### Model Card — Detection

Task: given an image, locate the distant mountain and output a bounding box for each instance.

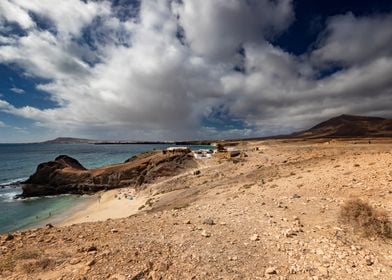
[41,115,392,144]
[41,137,212,145]
[42,137,96,144]
[292,114,392,138]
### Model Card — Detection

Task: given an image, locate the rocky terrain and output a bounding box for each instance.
[1,138,392,279]
[20,150,196,197]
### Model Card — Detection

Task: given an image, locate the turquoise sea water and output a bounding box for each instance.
[0,143,207,233]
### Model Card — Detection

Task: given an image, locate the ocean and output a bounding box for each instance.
[0,143,207,233]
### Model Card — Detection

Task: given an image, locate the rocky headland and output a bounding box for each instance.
[20,150,196,198]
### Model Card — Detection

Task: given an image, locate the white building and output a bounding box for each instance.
[193,149,214,159]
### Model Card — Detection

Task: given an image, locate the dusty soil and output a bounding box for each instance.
[1,138,392,279]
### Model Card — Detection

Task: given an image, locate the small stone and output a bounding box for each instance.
[203,218,215,225]
[201,230,211,237]
[250,234,259,241]
[282,229,298,238]
[87,245,97,252]
[365,255,374,266]
[291,194,301,199]
[265,267,277,275]
[5,234,14,241]
[87,259,96,266]
[184,219,191,224]
[70,258,80,265]
[111,229,118,233]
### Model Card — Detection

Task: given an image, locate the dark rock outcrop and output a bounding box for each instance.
[54,155,87,170]
[21,155,93,197]
[24,155,88,186]
[20,151,196,198]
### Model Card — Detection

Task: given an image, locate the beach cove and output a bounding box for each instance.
[59,189,147,226]
[0,143,210,233]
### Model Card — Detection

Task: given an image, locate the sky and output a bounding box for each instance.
[0,0,392,143]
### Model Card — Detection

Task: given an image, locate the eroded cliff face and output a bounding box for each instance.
[20,151,197,197]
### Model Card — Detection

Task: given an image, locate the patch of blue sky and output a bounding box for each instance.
[0,64,58,110]
[273,0,392,57]
[111,0,141,22]
[316,65,345,80]
[202,106,249,131]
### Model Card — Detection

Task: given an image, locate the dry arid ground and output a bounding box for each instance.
[1,138,392,279]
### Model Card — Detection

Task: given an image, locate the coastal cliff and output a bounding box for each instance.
[21,150,196,197]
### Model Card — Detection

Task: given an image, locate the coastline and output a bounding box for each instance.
[0,143,208,233]
[28,194,96,230]
[0,142,179,233]
[27,188,147,229]
[0,192,92,234]
[59,188,147,226]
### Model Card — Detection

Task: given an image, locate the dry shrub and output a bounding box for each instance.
[16,250,40,260]
[21,258,54,273]
[340,198,392,238]
[35,258,53,270]
[173,202,190,210]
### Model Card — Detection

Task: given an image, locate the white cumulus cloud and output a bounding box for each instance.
[0,0,391,141]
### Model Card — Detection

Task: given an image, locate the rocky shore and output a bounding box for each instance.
[19,150,197,198]
[2,138,392,279]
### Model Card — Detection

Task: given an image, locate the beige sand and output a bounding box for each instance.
[60,189,147,226]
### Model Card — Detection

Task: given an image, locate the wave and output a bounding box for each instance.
[0,191,22,202]
[1,192,75,203]
[12,193,79,201]
[0,178,26,202]
[0,177,28,188]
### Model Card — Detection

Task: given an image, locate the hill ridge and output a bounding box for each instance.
[294,114,392,138]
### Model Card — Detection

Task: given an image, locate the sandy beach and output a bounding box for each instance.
[60,189,148,226]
